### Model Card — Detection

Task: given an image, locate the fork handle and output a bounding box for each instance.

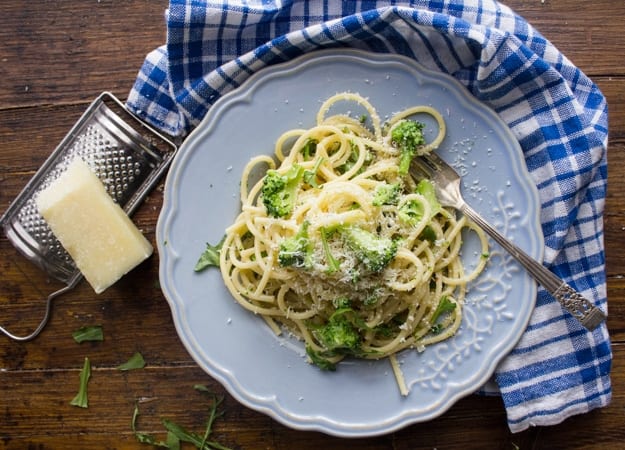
[459,203,606,331]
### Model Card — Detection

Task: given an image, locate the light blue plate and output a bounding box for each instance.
[157,49,542,437]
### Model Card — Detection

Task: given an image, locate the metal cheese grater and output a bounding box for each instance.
[0,92,178,341]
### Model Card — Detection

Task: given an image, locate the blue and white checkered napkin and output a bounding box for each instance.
[128,0,611,432]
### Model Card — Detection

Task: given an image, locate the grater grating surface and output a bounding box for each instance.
[0,92,178,340]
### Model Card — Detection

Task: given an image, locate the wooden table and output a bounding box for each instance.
[1,1,623,448]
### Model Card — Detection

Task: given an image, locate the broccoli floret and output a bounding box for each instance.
[391,119,425,175]
[398,179,442,226]
[261,164,305,218]
[398,198,426,226]
[278,220,312,268]
[340,226,398,272]
[372,182,401,206]
[316,309,361,352]
[306,308,363,371]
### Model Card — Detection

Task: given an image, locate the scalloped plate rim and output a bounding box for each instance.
[156,49,542,437]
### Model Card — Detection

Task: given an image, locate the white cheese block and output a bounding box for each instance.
[36,158,153,294]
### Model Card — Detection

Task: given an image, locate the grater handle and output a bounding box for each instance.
[0,277,80,341]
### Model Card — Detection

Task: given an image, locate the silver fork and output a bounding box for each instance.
[410,152,606,331]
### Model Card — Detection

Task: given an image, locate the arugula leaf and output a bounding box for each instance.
[303,157,325,188]
[161,420,202,446]
[133,387,231,450]
[416,179,442,218]
[193,384,210,392]
[166,433,181,450]
[301,138,318,159]
[195,386,229,450]
[70,357,91,408]
[320,227,340,274]
[117,352,146,371]
[132,404,172,448]
[72,325,103,343]
[194,236,225,272]
[429,323,445,334]
[429,296,457,334]
[305,345,337,371]
[418,225,437,243]
[162,418,234,449]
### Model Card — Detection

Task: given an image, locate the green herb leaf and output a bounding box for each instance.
[132,388,231,450]
[161,420,203,446]
[418,225,437,243]
[303,157,324,187]
[301,138,318,159]
[72,325,103,343]
[429,296,457,334]
[70,357,91,408]
[416,179,442,218]
[132,404,171,448]
[306,345,337,371]
[194,387,229,450]
[134,431,171,448]
[117,352,146,371]
[166,432,181,450]
[161,418,231,450]
[320,226,340,274]
[194,236,225,272]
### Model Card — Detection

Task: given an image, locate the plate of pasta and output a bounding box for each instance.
[157,49,542,437]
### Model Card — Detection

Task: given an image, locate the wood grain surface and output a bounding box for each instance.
[1,1,623,449]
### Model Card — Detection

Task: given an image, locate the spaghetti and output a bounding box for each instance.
[217,92,489,395]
